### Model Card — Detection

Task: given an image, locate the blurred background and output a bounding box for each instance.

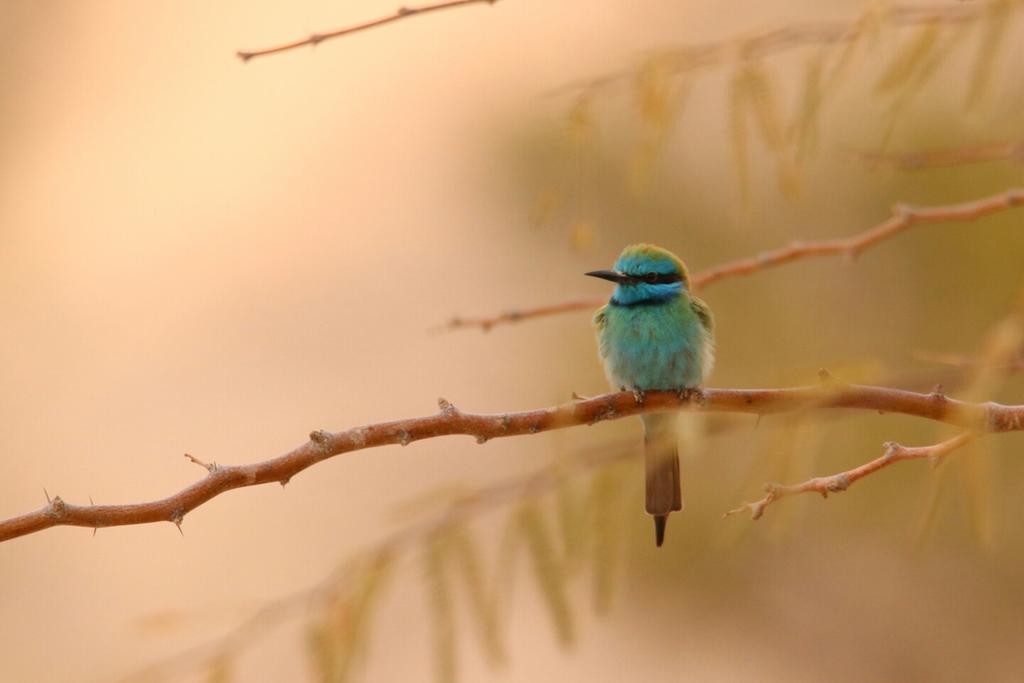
[2,1,1024,681]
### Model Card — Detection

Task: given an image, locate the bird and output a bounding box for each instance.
[586,243,715,547]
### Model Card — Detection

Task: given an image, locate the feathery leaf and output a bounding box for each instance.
[555,474,589,572]
[447,526,506,666]
[729,66,753,205]
[519,502,575,645]
[590,465,626,614]
[307,553,394,683]
[965,0,1015,107]
[789,51,825,160]
[874,22,941,93]
[424,536,457,683]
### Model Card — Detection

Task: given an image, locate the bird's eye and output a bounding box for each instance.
[644,272,658,283]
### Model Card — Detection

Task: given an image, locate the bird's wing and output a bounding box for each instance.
[593,304,608,330]
[689,296,714,335]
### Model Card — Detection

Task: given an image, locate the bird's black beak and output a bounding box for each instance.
[585,269,628,284]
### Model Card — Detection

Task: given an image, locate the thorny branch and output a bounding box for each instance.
[444,188,1024,332]
[236,0,499,62]
[117,443,632,682]
[118,361,1018,680]
[725,431,977,520]
[4,383,1024,544]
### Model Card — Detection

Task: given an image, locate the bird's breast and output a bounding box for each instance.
[598,301,711,390]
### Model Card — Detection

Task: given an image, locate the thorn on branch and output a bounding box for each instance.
[892,202,913,220]
[170,511,185,535]
[184,453,218,472]
[438,398,460,417]
[817,368,844,385]
[881,441,902,462]
[826,474,850,493]
[48,495,66,519]
[309,430,331,448]
[723,493,772,520]
[43,488,51,504]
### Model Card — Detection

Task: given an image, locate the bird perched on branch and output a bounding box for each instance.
[587,244,715,547]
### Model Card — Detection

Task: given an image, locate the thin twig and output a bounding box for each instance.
[236,0,499,62]
[862,141,1024,170]
[444,188,1024,331]
[724,431,976,520]
[4,385,1023,544]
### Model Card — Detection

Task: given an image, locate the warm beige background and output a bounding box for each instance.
[2,1,1024,681]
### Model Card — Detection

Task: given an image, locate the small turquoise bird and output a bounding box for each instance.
[587,244,715,547]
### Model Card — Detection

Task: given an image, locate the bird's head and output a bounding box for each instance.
[585,243,689,306]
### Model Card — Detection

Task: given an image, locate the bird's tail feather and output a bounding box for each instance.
[642,413,683,547]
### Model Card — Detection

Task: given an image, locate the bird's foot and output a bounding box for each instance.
[632,388,646,405]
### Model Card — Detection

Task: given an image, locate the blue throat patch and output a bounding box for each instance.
[610,282,682,307]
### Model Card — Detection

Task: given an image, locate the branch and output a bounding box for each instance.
[725,431,976,520]
[4,384,1023,544]
[863,141,1024,170]
[444,188,1024,331]
[441,299,600,332]
[117,440,633,682]
[546,2,987,97]
[236,0,499,62]
[914,350,1024,373]
[117,359,1018,679]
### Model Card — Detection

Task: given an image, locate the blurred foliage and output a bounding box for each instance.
[508,0,1023,244]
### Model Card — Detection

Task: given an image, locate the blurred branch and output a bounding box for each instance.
[236,0,499,62]
[444,188,1024,332]
[915,350,1024,372]
[442,299,599,333]
[547,2,988,97]
[725,431,976,520]
[3,383,1024,544]
[863,140,1024,170]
